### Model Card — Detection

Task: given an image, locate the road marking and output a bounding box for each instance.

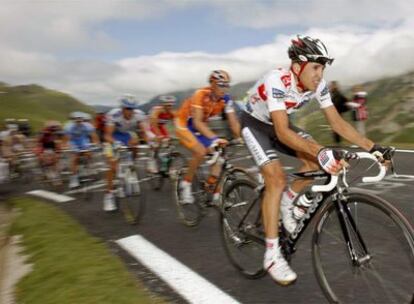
[27,190,74,203]
[117,235,241,304]
[396,149,414,153]
[64,182,106,195]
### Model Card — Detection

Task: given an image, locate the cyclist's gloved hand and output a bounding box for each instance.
[369,144,395,162]
[317,148,344,175]
[209,137,228,149]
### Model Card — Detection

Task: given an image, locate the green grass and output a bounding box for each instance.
[9,197,164,304]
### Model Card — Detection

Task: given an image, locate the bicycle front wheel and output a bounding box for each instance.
[221,179,266,279]
[172,167,202,227]
[313,190,414,304]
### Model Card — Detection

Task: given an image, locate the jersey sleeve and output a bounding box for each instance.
[265,73,288,113]
[105,109,118,126]
[315,79,334,109]
[190,89,205,110]
[85,122,95,133]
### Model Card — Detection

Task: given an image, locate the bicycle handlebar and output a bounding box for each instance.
[311,151,387,192]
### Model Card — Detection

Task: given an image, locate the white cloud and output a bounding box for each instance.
[0,1,413,106]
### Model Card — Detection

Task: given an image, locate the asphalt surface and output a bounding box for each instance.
[1,147,413,304]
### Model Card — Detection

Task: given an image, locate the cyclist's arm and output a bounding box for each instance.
[323,106,374,151]
[271,110,322,157]
[90,131,100,145]
[226,111,241,138]
[104,124,115,144]
[149,107,162,138]
[192,107,217,139]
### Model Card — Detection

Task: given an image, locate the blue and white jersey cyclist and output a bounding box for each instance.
[103,94,153,212]
[240,35,394,286]
[64,111,100,189]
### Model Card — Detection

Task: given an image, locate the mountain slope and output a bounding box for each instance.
[0,83,93,131]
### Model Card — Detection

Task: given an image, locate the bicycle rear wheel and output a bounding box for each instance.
[221,179,266,279]
[313,190,414,304]
[172,167,202,227]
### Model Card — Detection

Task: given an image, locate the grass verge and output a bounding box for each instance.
[8,196,164,304]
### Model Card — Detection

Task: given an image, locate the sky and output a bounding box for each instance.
[0,0,413,105]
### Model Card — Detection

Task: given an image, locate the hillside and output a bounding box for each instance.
[0,82,93,131]
[296,71,414,144]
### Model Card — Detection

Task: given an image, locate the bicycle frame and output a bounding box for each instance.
[236,169,373,264]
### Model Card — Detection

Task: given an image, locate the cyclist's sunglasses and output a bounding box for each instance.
[216,82,230,88]
[124,107,135,110]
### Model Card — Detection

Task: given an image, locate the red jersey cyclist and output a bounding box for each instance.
[241,35,394,285]
[147,95,177,173]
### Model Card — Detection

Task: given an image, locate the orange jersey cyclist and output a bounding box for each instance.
[175,70,241,204]
[241,35,393,285]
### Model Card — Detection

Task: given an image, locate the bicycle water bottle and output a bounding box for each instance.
[293,192,313,220]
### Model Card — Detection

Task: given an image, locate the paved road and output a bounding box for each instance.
[2,148,413,304]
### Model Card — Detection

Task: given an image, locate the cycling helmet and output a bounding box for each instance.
[119,94,137,109]
[209,70,231,87]
[288,35,334,65]
[159,95,177,105]
[82,113,92,121]
[70,111,85,120]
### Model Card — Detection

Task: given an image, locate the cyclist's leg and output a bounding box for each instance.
[241,113,297,284]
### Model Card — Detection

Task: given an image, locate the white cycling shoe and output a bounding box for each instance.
[180,180,194,204]
[280,202,298,234]
[69,175,80,189]
[103,192,117,212]
[147,159,158,174]
[264,252,297,286]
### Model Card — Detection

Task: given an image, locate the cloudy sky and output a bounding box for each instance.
[0,0,413,105]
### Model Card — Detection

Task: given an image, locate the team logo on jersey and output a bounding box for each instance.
[272,88,285,99]
[257,84,267,101]
[280,74,291,87]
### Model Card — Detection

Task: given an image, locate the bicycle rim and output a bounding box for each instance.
[173,168,202,227]
[221,179,266,279]
[312,191,414,304]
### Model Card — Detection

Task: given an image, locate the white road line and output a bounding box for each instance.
[396,149,414,153]
[64,182,106,195]
[27,190,74,203]
[117,235,241,304]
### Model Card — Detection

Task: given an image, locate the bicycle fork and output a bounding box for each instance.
[334,197,371,267]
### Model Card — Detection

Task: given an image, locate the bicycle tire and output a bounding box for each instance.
[218,167,256,208]
[312,190,414,304]
[221,179,266,279]
[172,167,202,227]
[119,166,146,225]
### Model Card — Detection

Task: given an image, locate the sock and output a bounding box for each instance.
[281,187,298,207]
[265,238,280,260]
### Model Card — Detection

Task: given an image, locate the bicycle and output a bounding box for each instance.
[113,145,146,225]
[146,138,187,191]
[173,141,256,227]
[221,151,414,304]
[68,146,101,200]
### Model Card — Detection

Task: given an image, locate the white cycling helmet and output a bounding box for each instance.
[119,93,137,109]
[70,111,85,120]
[159,95,177,105]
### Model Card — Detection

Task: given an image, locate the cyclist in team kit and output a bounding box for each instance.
[63,111,100,189]
[147,95,177,173]
[174,70,241,204]
[103,95,153,211]
[241,35,394,285]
